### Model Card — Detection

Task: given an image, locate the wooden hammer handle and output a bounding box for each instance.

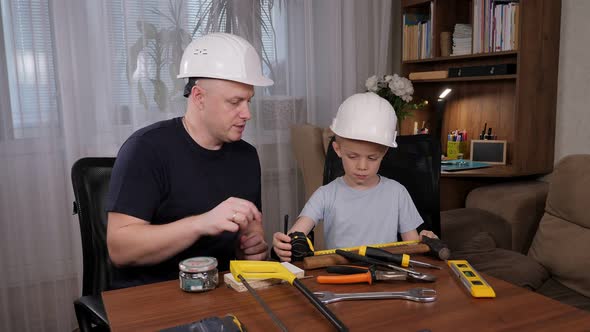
[303,243,430,270]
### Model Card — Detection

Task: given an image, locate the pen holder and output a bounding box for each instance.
[447,141,468,160]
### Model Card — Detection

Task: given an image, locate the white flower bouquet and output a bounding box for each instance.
[365,74,426,121]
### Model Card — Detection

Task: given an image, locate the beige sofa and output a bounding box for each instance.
[448,155,590,311]
[290,124,590,311]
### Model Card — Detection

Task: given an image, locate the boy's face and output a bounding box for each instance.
[332,137,388,189]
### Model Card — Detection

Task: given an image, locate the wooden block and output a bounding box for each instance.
[224,262,305,292]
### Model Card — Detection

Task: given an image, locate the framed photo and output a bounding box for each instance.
[470,140,507,165]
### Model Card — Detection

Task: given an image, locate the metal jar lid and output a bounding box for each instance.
[179,257,218,273]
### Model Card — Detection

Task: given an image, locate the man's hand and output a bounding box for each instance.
[201,197,262,236]
[272,232,292,262]
[239,231,268,260]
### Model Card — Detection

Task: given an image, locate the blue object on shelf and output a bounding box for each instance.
[441,160,491,172]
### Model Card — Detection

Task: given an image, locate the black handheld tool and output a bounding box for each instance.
[360,246,441,269]
[289,231,314,261]
[335,250,436,282]
[159,314,246,332]
[421,237,451,261]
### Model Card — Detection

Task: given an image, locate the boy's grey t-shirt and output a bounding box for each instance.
[299,176,423,249]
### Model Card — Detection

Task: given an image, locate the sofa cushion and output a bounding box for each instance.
[544,154,590,229]
[528,213,590,298]
[451,232,550,290]
[466,181,548,253]
[291,124,326,200]
[528,154,590,298]
[441,208,512,251]
[321,127,334,154]
[536,278,590,312]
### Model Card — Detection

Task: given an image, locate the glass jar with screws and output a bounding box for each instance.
[179,257,219,292]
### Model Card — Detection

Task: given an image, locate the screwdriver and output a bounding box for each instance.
[359,246,442,269]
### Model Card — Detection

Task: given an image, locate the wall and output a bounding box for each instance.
[554,0,590,162]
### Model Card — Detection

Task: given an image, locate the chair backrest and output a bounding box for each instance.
[71,157,115,296]
[323,134,441,235]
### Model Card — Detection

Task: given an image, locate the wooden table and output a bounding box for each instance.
[103,258,590,331]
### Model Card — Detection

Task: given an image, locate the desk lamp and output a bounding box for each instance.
[434,88,452,142]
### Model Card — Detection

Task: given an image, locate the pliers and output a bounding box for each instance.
[335,249,437,282]
[316,265,434,285]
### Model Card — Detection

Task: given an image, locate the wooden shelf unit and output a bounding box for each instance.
[400,0,561,180]
[400,0,561,210]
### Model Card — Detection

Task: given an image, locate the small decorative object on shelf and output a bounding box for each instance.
[365,74,427,123]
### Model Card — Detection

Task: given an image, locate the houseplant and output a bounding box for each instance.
[365,74,426,125]
[127,0,191,112]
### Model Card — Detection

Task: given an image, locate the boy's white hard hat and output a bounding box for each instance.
[177,32,274,86]
[330,92,398,148]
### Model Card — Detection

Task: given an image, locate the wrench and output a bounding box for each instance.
[313,287,437,304]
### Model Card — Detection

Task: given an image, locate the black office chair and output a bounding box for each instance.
[323,134,441,235]
[72,157,116,332]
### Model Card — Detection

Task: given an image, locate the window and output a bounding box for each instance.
[1,0,59,139]
[106,0,278,118]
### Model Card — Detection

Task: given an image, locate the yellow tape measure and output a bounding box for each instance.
[313,240,420,256]
[448,260,496,298]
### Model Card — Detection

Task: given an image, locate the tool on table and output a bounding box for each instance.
[448,260,496,298]
[421,236,451,261]
[335,250,437,282]
[317,265,432,284]
[313,288,437,305]
[359,246,442,270]
[288,231,421,262]
[313,239,420,256]
[304,242,428,270]
[237,274,287,331]
[224,262,305,292]
[159,314,245,332]
[303,238,451,270]
[230,261,349,332]
[289,231,315,260]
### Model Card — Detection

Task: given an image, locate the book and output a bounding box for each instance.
[409,70,448,80]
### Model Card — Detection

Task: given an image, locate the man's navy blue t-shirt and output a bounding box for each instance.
[106,117,261,289]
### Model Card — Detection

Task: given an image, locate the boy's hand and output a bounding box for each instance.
[419,230,439,239]
[272,232,292,262]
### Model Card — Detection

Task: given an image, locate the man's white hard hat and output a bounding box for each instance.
[178,32,274,86]
[330,92,398,148]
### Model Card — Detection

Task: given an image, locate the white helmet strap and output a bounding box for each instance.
[183,78,199,98]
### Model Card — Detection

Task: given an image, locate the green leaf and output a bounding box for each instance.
[138,81,148,110]
[137,21,158,39]
[127,37,145,83]
[170,62,184,93]
[151,79,169,112]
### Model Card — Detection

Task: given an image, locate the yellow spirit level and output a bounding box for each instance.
[448,260,496,298]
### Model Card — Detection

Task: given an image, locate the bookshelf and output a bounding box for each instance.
[400,0,562,209]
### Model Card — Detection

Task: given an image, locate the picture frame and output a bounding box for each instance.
[470,140,507,165]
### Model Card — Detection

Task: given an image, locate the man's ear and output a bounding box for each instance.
[332,140,342,158]
[190,84,206,108]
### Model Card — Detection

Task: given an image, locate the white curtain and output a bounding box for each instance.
[0,0,398,330]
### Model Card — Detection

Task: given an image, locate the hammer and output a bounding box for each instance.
[303,237,450,270]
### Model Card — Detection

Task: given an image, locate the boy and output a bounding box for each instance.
[273,92,437,262]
